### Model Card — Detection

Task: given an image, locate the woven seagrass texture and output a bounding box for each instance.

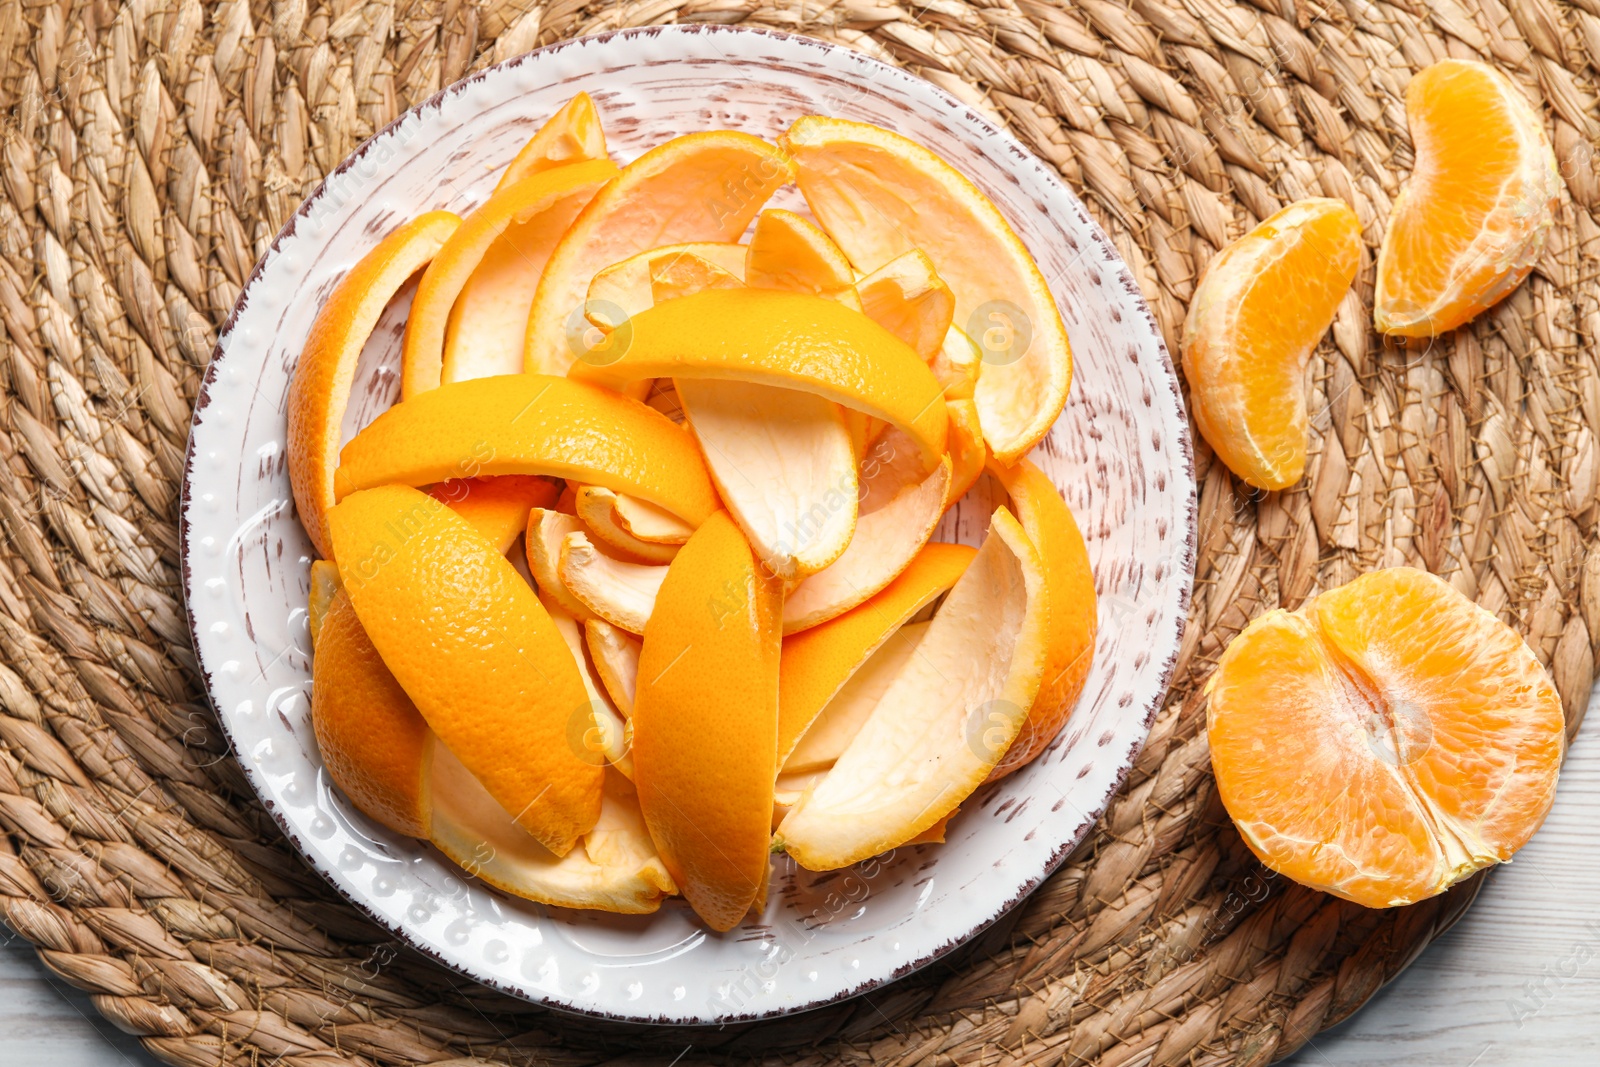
[1,0,1597,1064]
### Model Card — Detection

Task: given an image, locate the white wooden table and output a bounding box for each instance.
[4,711,1596,1066]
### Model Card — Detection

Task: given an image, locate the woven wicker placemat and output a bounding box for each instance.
[1,1,1597,1064]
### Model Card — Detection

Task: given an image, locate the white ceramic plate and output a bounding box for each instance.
[182,25,1195,1024]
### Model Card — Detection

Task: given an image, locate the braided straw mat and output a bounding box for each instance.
[1,0,1598,1064]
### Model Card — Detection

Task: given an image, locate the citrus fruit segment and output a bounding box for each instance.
[525,131,794,376]
[401,160,619,396]
[783,457,951,634]
[1208,567,1564,908]
[327,485,603,856]
[782,116,1071,463]
[307,559,341,648]
[744,208,860,307]
[571,288,949,471]
[559,532,667,635]
[584,619,641,717]
[1183,199,1361,491]
[525,508,595,620]
[857,250,955,362]
[612,492,694,545]
[779,541,975,768]
[574,486,679,564]
[429,749,674,914]
[496,91,609,192]
[632,511,783,930]
[312,587,435,838]
[775,507,1049,869]
[1374,59,1560,338]
[334,374,718,528]
[677,378,858,581]
[427,475,558,556]
[586,242,747,327]
[541,590,632,778]
[987,458,1097,779]
[287,210,461,560]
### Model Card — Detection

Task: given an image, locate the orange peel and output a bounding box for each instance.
[632,511,782,930]
[403,160,618,396]
[782,116,1071,463]
[287,210,460,560]
[570,288,948,472]
[334,374,719,528]
[526,131,793,376]
[327,484,603,856]
[775,507,1049,869]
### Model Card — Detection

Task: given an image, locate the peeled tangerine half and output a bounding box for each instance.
[525,131,793,376]
[1375,59,1560,338]
[632,512,783,930]
[1208,567,1564,909]
[782,116,1071,463]
[776,508,1049,870]
[1182,199,1361,491]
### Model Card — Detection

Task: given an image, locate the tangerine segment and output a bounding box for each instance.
[1374,60,1560,338]
[781,116,1071,464]
[327,485,603,857]
[1208,567,1564,908]
[403,160,619,396]
[775,508,1049,870]
[334,374,718,528]
[312,588,434,838]
[778,543,976,769]
[526,131,794,376]
[1182,199,1361,491]
[496,92,609,192]
[570,288,949,472]
[426,475,558,555]
[287,210,460,560]
[988,458,1097,779]
[632,511,783,930]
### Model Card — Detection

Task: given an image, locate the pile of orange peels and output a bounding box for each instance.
[288,95,1097,930]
